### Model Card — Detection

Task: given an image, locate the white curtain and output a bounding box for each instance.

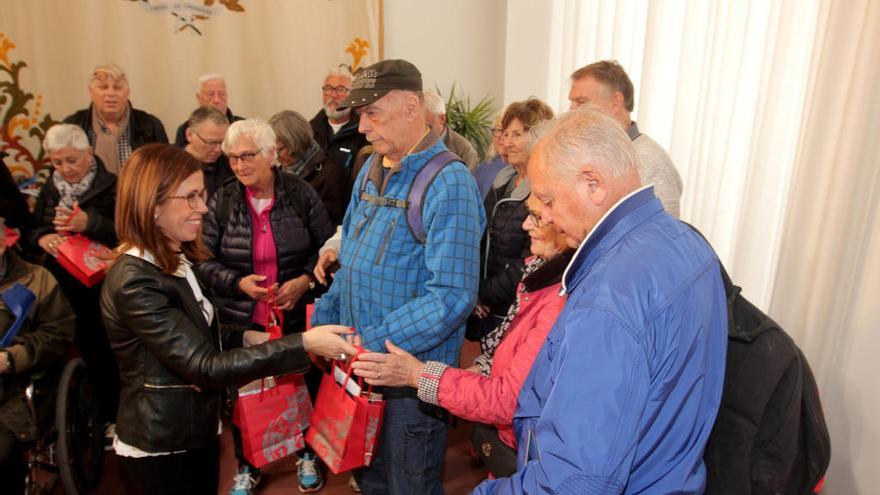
[507,0,880,491]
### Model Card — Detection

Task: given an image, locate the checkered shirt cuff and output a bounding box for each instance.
[417,361,449,406]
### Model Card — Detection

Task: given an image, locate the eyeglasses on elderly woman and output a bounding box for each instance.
[226,149,267,164]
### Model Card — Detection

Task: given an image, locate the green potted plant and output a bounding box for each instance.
[440,84,496,162]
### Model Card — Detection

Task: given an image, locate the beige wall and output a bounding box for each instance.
[384,0,507,108]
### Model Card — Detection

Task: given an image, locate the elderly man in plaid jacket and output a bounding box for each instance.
[311,59,484,495]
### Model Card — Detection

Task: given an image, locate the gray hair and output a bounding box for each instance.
[422,89,446,117]
[43,124,91,152]
[187,106,229,131]
[532,106,639,180]
[91,63,127,84]
[222,118,277,159]
[197,73,225,91]
[269,110,313,158]
[325,66,353,84]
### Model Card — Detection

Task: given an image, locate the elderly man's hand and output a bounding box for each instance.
[314,249,339,286]
[351,340,423,388]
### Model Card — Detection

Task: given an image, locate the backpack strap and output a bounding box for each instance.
[357,150,460,243]
[406,150,459,243]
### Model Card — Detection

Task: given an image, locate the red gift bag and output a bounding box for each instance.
[233,374,312,468]
[55,234,111,287]
[306,357,385,474]
[3,227,20,247]
[232,294,311,468]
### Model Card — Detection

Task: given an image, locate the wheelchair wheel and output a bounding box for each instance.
[55,357,104,494]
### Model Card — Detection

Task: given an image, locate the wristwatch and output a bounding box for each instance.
[306,276,316,291]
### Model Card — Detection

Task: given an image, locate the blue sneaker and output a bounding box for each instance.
[229,465,260,495]
[296,453,325,493]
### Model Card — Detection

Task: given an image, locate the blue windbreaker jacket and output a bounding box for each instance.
[474,186,727,494]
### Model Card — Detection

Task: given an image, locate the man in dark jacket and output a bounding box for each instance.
[0,224,76,494]
[181,106,234,199]
[309,68,369,175]
[173,73,243,146]
[63,63,167,174]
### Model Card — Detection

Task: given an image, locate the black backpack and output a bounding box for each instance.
[703,259,831,494]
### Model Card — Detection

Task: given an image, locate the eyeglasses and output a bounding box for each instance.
[227,149,264,164]
[491,128,504,138]
[526,207,544,228]
[322,85,350,95]
[167,189,208,209]
[192,129,223,148]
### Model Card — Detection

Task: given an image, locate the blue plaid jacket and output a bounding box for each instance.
[312,140,485,365]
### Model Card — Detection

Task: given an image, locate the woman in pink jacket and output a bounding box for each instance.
[352,194,572,477]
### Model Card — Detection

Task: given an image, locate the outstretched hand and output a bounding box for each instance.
[351,340,423,388]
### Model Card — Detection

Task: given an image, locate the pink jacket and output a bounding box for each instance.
[438,258,566,448]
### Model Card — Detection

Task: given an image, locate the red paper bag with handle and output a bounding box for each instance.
[55,234,111,287]
[233,291,311,468]
[306,353,385,474]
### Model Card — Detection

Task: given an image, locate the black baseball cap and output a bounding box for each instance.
[338,59,423,110]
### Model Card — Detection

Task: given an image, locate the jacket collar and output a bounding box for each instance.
[561,185,662,294]
[627,121,641,141]
[521,249,575,293]
[366,131,444,194]
[491,166,530,201]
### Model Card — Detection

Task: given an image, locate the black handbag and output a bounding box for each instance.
[471,423,517,478]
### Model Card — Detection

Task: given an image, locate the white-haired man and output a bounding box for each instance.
[309,67,369,175]
[64,63,168,174]
[473,108,727,494]
[423,89,480,171]
[311,59,484,495]
[173,73,243,146]
[569,60,683,217]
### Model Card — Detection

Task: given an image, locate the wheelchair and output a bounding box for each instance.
[22,357,104,494]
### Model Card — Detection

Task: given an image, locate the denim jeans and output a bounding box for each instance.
[355,393,448,495]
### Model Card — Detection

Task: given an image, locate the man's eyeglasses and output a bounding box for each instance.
[227,149,264,164]
[526,207,544,228]
[167,189,208,209]
[192,129,223,148]
[322,85,350,95]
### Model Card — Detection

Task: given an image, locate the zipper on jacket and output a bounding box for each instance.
[347,204,380,327]
[374,218,396,264]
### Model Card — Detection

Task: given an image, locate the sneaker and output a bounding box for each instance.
[103,423,116,451]
[296,453,325,493]
[348,475,362,493]
[229,465,260,495]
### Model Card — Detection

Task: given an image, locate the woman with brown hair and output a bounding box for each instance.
[469,98,554,340]
[100,143,355,495]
